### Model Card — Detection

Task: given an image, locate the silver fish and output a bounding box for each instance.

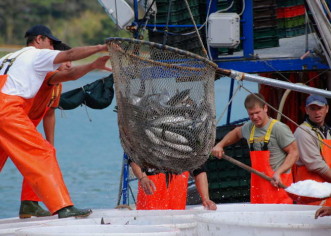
[150,127,189,144]
[162,140,193,153]
[145,129,163,145]
[151,115,189,126]
[166,89,191,106]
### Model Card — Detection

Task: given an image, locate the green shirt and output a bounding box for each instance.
[241,118,295,171]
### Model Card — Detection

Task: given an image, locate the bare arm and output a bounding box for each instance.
[54,44,109,64]
[317,168,331,182]
[43,108,56,145]
[130,162,156,195]
[272,141,299,187]
[194,172,217,210]
[211,126,243,159]
[49,56,111,84]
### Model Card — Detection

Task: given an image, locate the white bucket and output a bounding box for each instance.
[15,225,180,236]
[196,210,331,236]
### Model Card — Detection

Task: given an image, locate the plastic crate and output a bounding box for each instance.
[156,0,199,13]
[254,5,277,19]
[254,17,278,29]
[254,27,278,39]
[156,0,199,6]
[278,14,305,29]
[277,4,305,18]
[276,0,305,7]
[206,125,251,204]
[253,0,277,8]
[155,6,200,24]
[254,36,279,49]
[278,25,306,38]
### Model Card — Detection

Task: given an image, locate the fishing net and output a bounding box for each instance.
[106,37,218,174]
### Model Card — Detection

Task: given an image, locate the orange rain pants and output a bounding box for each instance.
[21,71,62,201]
[136,172,189,210]
[292,139,331,206]
[20,118,47,202]
[0,74,73,214]
[250,150,293,204]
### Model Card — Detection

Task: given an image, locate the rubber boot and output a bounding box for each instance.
[57,206,92,218]
[19,201,51,219]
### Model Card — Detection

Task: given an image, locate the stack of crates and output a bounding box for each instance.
[206,125,251,204]
[253,0,280,49]
[276,0,306,38]
[149,0,205,55]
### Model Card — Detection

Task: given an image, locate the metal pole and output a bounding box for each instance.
[122,153,129,205]
[242,0,254,58]
[228,69,331,98]
[226,78,235,124]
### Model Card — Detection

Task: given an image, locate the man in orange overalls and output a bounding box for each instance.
[0,24,111,218]
[18,42,111,218]
[130,161,217,210]
[212,93,298,204]
[293,94,331,206]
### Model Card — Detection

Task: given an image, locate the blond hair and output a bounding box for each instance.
[244,93,266,109]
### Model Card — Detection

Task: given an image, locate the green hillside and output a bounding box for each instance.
[0,0,131,47]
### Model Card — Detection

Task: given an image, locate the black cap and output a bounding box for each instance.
[25,24,61,44]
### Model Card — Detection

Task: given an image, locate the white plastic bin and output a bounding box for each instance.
[15,225,180,236]
[196,210,331,236]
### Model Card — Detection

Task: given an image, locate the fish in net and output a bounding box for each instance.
[106,37,218,174]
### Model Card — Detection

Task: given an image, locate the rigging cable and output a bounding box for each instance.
[215,80,242,125]
[162,0,173,46]
[184,0,208,58]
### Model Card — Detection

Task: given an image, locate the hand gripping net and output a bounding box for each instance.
[106,38,218,174]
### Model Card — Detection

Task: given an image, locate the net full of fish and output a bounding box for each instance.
[106,38,218,174]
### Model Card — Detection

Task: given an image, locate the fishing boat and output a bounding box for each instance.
[2,0,331,235]
[105,0,331,205]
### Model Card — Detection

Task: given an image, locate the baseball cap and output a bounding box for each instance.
[306,94,328,107]
[25,24,61,44]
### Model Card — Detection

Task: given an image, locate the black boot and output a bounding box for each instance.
[57,206,92,218]
[19,201,51,219]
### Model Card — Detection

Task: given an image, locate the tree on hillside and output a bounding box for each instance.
[0,0,131,46]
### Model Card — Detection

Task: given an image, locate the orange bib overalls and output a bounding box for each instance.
[0,55,73,213]
[292,122,331,206]
[136,172,189,210]
[249,119,293,204]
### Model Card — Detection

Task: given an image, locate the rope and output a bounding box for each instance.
[183,0,208,58]
[216,80,243,125]
[162,0,173,46]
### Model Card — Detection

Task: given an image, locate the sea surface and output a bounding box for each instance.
[0,71,257,219]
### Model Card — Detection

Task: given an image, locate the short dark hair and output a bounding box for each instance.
[244,93,266,109]
[26,35,47,46]
[54,42,71,51]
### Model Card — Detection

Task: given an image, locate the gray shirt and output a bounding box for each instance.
[294,121,331,174]
[241,119,295,171]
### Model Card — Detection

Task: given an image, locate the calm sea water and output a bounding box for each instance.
[0,71,257,219]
